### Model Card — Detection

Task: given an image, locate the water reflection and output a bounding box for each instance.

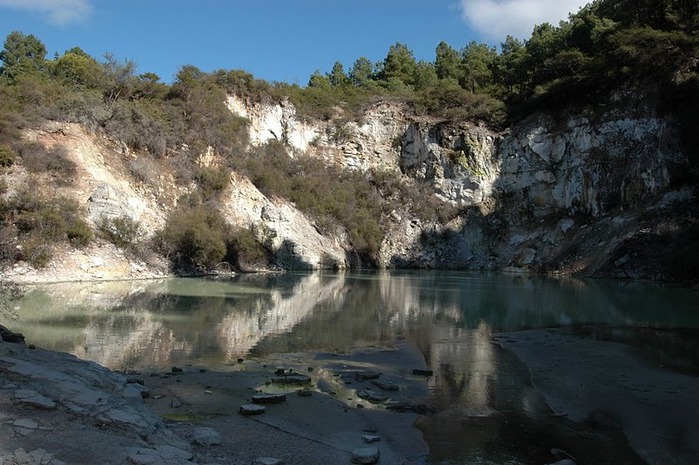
[12,271,698,464]
[13,271,699,370]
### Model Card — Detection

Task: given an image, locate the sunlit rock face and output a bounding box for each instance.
[226,95,408,172]
[11,92,689,279]
[400,121,500,206]
[221,172,349,270]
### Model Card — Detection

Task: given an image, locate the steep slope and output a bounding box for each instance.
[3,90,696,283]
[227,92,695,281]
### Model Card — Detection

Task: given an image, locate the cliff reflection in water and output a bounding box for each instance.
[13,271,699,372]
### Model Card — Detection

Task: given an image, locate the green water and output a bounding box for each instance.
[11,271,698,370]
[9,271,699,464]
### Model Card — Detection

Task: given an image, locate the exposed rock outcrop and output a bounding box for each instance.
[4,93,695,281]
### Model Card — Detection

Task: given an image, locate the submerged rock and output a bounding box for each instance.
[13,389,57,410]
[253,458,284,465]
[271,374,312,385]
[351,447,381,464]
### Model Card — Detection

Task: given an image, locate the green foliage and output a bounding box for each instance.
[0,31,48,82]
[232,142,391,259]
[4,191,92,267]
[460,41,497,93]
[349,57,375,87]
[53,50,102,89]
[435,41,462,81]
[156,204,230,270]
[66,219,93,247]
[328,61,349,87]
[228,227,268,270]
[195,166,230,197]
[98,215,141,248]
[0,145,16,167]
[379,43,418,88]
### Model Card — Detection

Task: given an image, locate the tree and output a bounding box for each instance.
[132,72,168,100]
[435,41,462,81]
[328,61,349,86]
[349,57,374,86]
[412,60,438,91]
[460,41,497,93]
[53,49,102,88]
[0,31,48,82]
[379,43,417,87]
[494,35,527,97]
[102,53,136,102]
[525,22,566,85]
[308,70,331,89]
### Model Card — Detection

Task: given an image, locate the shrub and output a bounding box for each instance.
[156,205,229,270]
[66,219,93,247]
[21,236,52,268]
[6,191,91,267]
[227,227,268,269]
[98,215,141,248]
[194,166,230,198]
[0,145,15,167]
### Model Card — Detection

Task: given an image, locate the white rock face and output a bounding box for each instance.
[222,173,348,270]
[226,95,318,152]
[227,95,407,172]
[399,121,500,206]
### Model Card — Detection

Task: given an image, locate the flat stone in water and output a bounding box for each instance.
[13,418,39,429]
[357,389,388,403]
[351,447,381,464]
[240,404,266,416]
[354,371,381,380]
[362,434,381,443]
[252,393,287,404]
[412,368,433,376]
[127,445,193,465]
[271,374,312,385]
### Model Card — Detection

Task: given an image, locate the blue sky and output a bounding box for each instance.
[0,0,589,84]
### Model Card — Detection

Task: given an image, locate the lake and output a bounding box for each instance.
[10,271,699,464]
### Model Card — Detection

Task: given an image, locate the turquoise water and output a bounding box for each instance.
[12,271,698,370]
[10,271,699,464]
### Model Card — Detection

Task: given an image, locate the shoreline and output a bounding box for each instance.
[3,326,698,464]
[0,338,431,465]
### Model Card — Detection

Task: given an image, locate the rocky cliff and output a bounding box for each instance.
[4,92,696,283]
[224,93,694,281]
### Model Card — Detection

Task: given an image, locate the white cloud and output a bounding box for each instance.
[0,0,93,25]
[459,0,590,42]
